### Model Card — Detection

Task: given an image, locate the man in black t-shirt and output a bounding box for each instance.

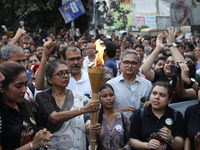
[142,29,198,102]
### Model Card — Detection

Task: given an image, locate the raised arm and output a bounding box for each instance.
[141,34,164,81]
[120,38,126,52]
[176,63,197,99]
[35,41,55,90]
[165,28,184,63]
[9,28,26,47]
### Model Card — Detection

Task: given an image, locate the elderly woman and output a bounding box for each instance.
[129,81,184,150]
[0,61,53,150]
[36,60,100,150]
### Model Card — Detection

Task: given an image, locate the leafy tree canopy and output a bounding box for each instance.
[138,25,150,32]
[0,0,90,33]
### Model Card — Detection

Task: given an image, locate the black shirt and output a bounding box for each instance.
[0,101,36,150]
[153,71,192,103]
[129,105,184,150]
[185,102,200,150]
[153,71,171,83]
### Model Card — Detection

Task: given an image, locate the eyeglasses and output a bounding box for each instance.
[53,71,71,78]
[122,60,138,66]
[86,48,95,50]
[16,59,26,64]
[66,57,82,62]
[28,59,38,63]
[36,49,44,52]
[136,50,143,53]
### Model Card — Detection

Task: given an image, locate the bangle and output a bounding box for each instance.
[78,108,81,114]
[29,142,34,150]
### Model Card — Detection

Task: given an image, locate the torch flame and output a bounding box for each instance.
[93,39,106,69]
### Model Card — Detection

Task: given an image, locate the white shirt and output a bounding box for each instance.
[82,56,94,72]
[67,70,92,101]
[107,74,152,117]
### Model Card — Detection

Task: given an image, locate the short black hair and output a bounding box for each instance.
[185,42,194,51]
[104,41,116,58]
[62,44,82,60]
[152,81,173,100]
[154,57,166,65]
[134,44,144,51]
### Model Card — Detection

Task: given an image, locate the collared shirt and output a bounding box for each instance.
[107,74,152,117]
[82,56,94,72]
[185,102,200,150]
[67,70,92,100]
[130,105,184,150]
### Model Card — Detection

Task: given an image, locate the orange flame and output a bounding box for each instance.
[93,39,106,68]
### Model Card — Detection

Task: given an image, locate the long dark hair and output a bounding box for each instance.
[0,61,27,99]
[98,83,114,125]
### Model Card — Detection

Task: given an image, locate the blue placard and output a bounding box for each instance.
[59,0,85,24]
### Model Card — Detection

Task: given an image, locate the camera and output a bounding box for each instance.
[171,61,196,78]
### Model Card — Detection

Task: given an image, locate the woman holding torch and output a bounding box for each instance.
[36,60,101,150]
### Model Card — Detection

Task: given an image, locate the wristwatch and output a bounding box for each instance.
[167,135,174,144]
[169,42,177,48]
[188,78,196,87]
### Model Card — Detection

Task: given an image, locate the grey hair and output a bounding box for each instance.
[0,44,24,61]
[45,60,69,86]
[120,49,140,62]
[103,67,114,80]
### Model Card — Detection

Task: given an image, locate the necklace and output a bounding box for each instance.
[52,89,67,97]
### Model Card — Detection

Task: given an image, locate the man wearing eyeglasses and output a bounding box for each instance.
[82,43,96,72]
[0,43,37,107]
[142,29,198,103]
[35,43,44,61]
[107,49,152,118]
[63,45,92,100]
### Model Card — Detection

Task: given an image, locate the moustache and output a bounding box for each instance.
[72,64,81,69]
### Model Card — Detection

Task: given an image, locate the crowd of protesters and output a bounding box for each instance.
[0,26,200,150]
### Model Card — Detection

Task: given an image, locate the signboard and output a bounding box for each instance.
[59,0,85,24]
[132,16,156,31]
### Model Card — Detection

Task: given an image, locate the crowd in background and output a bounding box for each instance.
[0,26,200,150]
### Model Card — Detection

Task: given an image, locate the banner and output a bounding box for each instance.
[59,0,85,24]
[132,16,156,31]
[169,100,199,116]
[170,0,200,26]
